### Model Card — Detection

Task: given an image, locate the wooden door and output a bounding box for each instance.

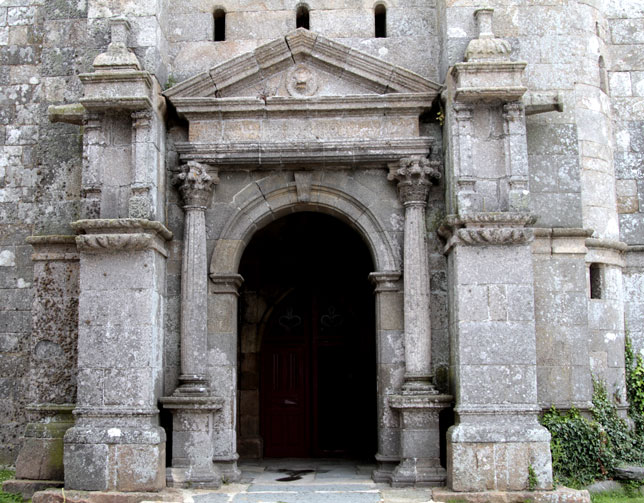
[260,288,375,458]
[261,295,310,458]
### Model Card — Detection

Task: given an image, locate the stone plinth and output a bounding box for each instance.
[389,393,452,487]
[3,405,74,498]
[160,396,224,488]
[433,487,591,503]
[64,219,171,492]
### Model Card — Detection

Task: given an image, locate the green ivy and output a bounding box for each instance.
[626,337,644,435]
[541,338,644,487]
[592,377,644,466]
[541,406,613,487]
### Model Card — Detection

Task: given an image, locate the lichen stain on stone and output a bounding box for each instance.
[0,250,16,267]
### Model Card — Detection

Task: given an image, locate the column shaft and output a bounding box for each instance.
[180,206,208,382]
[173,161,217,394]
[403,201,432,382]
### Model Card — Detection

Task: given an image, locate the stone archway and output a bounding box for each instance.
[236,212,378,459]
[206,175,404,478]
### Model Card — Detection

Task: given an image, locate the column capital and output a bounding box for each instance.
[388,156,441,205]
[173,161,218,209]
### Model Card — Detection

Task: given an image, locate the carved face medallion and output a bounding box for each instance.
[286,64,318,97]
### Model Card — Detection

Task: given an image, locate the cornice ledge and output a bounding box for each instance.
[368,271,402,292]
[72,219,172,256]
[26,235,79,261]
[585,237,628,253]
[176,138,434,167]
[72,218,173,240]
[439,212,537,252]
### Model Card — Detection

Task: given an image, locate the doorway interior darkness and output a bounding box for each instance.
[237,212,377,459]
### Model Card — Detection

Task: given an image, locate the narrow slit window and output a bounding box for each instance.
[599,55,608,94]
[296,5,310,30]
[590,263,603,299]
[214,9,226,41]
[375,4,386,38]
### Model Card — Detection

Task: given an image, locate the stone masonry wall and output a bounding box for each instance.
[165,0,440,83]
[606,2,644,358]
[0,0,89,465]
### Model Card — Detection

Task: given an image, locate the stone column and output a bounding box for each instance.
[388,156,441,393]
[174,161,217,395]
[386,157,452,487]
[161,161,223,488]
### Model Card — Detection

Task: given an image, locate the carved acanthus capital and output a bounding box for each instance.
[388,156,441,205]
[173,161,218,209]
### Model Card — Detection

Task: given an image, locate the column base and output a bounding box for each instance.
[371,454,399,483]
[175,374,210,396]
[213,454,242,483]
[391,458,447,487]
[64,423,166,492]
[389,393,452,487]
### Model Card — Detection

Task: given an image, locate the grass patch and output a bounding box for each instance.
[0,469,22,503]
[591,488,644,503]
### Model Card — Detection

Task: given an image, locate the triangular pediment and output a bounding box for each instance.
[164,28,441,100]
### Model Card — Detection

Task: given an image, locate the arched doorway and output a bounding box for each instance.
[237,212,377,459]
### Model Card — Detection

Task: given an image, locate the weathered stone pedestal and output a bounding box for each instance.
[389,394,452,487]
[3,405,74,498]
[64,219,171,492]
[160,396,223,488]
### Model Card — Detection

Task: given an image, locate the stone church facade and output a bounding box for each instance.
[1,0,644,498]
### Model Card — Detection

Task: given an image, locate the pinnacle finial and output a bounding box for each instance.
[464,7,512,62]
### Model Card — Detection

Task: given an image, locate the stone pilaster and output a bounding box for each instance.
[369,271,404,483]
[64,219,171,492]
[2,237,79,498]
[387,157,452,486]
[441,8,553,492]
[161,161,222,488]
[207,273,244,483]
[440,214,553,492]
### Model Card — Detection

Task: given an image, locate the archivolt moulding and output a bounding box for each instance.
[208,178,401,276]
